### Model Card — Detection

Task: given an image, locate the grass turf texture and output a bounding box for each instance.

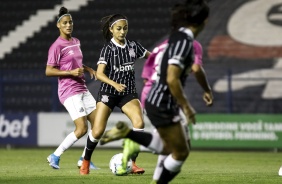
[0,148,282,184]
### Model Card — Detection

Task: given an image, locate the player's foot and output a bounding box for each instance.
[131,161,145,174]
[279,165,282,176]
[77,157,100,170]
[47,154,60,169]
[79,159,90,175]
[100,121,131,145]
[116,165,128,176]
[122,139,140,170]
[150,180,158,184]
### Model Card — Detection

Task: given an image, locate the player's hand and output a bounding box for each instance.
[203,91,213,106]
[182,103,196,125]
[70,68,84,77]
[114,83,127,93]
[88,68,97,80]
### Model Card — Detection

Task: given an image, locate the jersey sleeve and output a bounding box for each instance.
[97,46,111,65]
[135,41,147,58]
[47,44,60,67]
[167,34,193,70]
[193,40,203,66]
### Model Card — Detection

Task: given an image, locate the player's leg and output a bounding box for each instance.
[156,122,189,183]
[121,98,145,174]
[47,93,89,169]
[80,102,111,175]
[77,91,100,170]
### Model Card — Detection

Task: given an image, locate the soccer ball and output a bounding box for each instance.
[109,153,132,175]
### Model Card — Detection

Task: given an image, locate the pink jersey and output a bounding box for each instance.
[47,36,87,104]
[140,40,203,107]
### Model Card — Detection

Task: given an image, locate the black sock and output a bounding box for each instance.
[130,152,138,162]
[157,166,180,184]
[126,130,152,147]
[84,136,98,160]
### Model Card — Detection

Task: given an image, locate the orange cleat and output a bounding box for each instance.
[79,159,90,175]
[131,161,145,174]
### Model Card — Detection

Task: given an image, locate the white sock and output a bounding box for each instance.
[153,155,167,180]
[147,131,163,154]
[132,127,144,132]
[139,145,151,152]
[54,132,78,157]
[81,147,86,157]
[88,130,99,143]
[164,154,184,172]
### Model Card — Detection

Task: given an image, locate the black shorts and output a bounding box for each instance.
[97,92,139,111]
[145,100,181,128]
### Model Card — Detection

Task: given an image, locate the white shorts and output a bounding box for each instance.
[63,91,96,121]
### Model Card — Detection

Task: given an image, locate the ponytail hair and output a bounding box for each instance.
[100,14,128,42]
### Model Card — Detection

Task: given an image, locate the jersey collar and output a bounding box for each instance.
[178,27,194,39]
[111,38,127,48]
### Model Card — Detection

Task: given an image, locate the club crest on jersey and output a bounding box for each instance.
[101,95,109,103]
[128,48,136,58]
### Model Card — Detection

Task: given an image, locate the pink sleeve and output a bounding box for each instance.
[47,43,60,66]
[142,39,168,79]
[193,40,203,66]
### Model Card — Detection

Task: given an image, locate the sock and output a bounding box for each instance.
[157,154,183,184]
[130,128,144,161]
[84,131,99,160]
[139,145,151,152]
[54,132,78,157]
[81,146,86,158]
[153,155,167,181]
[127,130,163,154]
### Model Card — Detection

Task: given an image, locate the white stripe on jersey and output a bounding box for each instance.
[61,44,80,51]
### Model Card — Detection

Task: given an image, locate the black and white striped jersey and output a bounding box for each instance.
[146,27,194,109]
[97,38,147,95]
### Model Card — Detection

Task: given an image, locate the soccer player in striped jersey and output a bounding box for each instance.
[141,39,213,183]
[99,0,210,182]
[79,14,151,175]
[45,7,98,170]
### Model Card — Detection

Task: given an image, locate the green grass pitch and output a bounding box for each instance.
[0,148,282,184]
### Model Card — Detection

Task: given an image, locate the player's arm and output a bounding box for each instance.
[96,64,126,93]
[144,51,151,59]
[192,64,213,106]
[167,65,196,124]
[83,64,97,80]
[45,65,84,77]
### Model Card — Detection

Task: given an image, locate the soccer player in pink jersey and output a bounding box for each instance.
[141,39,213,183]
[45,7,98,170]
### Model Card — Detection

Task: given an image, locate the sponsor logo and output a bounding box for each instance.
[67,50,74,56]
[113,64,134,72]
[0,115,31,138]
[79,107,84,113]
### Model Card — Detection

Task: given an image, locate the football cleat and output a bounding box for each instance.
[47,154,60,169]
[77,157,100,170]
[121,139,140,171]
[131,161,145,174]
[100,121,131,145]
[79,159,90,175]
